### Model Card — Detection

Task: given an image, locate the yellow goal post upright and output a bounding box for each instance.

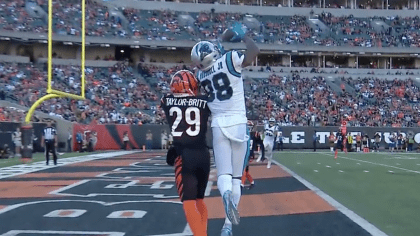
[25,0,86,124]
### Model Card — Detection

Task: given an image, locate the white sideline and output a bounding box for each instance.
[272,159,389,236]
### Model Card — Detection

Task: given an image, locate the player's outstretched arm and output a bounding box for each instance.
[220,29,259,68]
[242,36,259,68]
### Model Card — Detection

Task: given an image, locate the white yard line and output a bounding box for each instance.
[272,159,388,236]
[321,153,420,174]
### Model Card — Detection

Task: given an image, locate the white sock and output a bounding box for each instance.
[232,178,242,206]
[217,174,232,197]
[330,147,333,152]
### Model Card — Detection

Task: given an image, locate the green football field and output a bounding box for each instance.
[274,150,420,236]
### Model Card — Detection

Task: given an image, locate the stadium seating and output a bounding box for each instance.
[2,58,420,127]
[0,61,160,124]
[1,1,420,48]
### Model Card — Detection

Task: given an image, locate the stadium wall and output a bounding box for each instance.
[72,123,212,151]
[71,124,420,151]
[0,122,46,152]
[0,101,73,152]
[1,122,419,152]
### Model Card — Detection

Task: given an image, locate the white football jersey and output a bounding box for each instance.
[197,50,247,127]
[264,124,277,142]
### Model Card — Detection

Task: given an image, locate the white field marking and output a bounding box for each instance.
[44,209,87,218]
[314,170,319,172]
[49,179,90,195]
[297,162,301,164]
[336,163,340,165]
[326,165,331,168]
[0,151,140,180]
[272,159,388,236]
[0,199,183,216]
[364,170,369,173]
[205,181,213,197]
[317,163,321,165]
[322,153,420,174]
[357,163,361,165]
[384,156,419,160]
[0,230,125,236]
[388,171,394,173]
[0,224,192,236]
[339,170,344,173]
[49,179,178,198]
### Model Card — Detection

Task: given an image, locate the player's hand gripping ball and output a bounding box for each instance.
[230,22,247,42]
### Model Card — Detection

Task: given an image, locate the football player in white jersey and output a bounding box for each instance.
[263,118,277,169]
[191,24,259,236]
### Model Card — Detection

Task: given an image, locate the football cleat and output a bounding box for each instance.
[221,224,233,236]
[222,190,240,225]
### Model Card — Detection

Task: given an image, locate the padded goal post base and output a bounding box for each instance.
[21,125,33,159]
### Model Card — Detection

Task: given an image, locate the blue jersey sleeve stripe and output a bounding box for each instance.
[226,51,241,78]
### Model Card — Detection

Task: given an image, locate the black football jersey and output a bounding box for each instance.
[161,95,210,148]
[337,134,343,142]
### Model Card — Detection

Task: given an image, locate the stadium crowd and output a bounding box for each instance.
[2,1,420,48]
[244,72,420,127]
[3,58,420,127]
[0,61,161,125]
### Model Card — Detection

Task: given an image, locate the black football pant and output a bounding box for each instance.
[45,140,58,165]
[174,147,210,201]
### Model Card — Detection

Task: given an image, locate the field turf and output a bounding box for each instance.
[274,150,420,236]
[0,152,104,168]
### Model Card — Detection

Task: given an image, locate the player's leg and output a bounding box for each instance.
[217,123,247,233]
[212,126,238,228]
[220,129,247,235]
[241,165,250,187]
[51,144,58,165]
[195,148,211,233]
[174,154,207,236]
[241,168,247,187]
[45,142,50,165]
[213,126,233,194]
[334,143,339,159]
[264,141,273,168]
[246,166,254,189]
[230,123,248,216]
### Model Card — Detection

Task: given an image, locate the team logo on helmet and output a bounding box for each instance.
[170,70,199,96]
[199,43,212,60]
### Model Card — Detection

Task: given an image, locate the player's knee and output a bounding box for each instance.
[217,174,232,194]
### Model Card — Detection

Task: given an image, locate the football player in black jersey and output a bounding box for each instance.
[334,129,345,159]
[161,70,211,236]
